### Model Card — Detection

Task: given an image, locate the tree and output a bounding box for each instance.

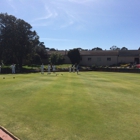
[110,45,120,50]
[121,47,128,50]
[32,54,42,65]
[45,47,50,51]
[67,49,81,64]
[49,53,64,65]
[34,42,48,60]
[50,48,56,51]
[76,48,83,51]
[0,13,41,70]
[92,47,102,51]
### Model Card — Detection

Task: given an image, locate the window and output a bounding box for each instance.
[107,58,111,61]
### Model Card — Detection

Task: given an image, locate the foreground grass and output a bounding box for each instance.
[0,72,140,140]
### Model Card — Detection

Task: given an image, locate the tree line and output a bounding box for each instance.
[0,13,69,71]
[0,13,48,70]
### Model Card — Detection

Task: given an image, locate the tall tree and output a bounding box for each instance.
[92,47,102,50]
[49,53,64,65]
[50,48,56,51]
[110,45,120,50]
[67,49,81,64]
[34,42,48,60]
[0,13,41,70]
[121,47,128,50]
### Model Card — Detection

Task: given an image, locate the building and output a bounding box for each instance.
[47,50,140,66]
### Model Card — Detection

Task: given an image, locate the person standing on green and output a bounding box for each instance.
[41,64,44,74]
[76,64,79,74]
[11,64,16,74]
[0,65,1,73]
[47,64,51,74]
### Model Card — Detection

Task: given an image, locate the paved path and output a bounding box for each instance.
[0,129,14,140]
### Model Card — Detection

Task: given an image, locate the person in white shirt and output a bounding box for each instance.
[76,64,79,74]
[11,64,16,74]
[47,64,51,74]
[69,66,71,72]
[0,65,1,73]
[72,65,75,73]
[41,64,44,74]
[52,65,55,73]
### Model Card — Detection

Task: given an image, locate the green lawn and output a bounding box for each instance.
[0,72,140,140]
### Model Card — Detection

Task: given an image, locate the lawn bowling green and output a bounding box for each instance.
[0,72,140,140]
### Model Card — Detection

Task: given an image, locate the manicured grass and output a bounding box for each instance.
[0,72,140,140]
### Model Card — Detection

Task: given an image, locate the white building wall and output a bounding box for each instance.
[62,50,140,66]
[80,56,118,66]
[118,57,134,64]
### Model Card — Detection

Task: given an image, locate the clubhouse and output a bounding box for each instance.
[47,50,140,66]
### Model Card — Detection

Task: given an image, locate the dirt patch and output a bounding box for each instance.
[0,126,20,140]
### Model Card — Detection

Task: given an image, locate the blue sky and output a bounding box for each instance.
[1,0,140,50]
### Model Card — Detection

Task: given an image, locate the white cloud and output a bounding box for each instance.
[32,14,53,22]
[44,5,58,19]
[28,0,94,29]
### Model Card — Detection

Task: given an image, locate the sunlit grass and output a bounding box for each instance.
[0,72,140,140]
